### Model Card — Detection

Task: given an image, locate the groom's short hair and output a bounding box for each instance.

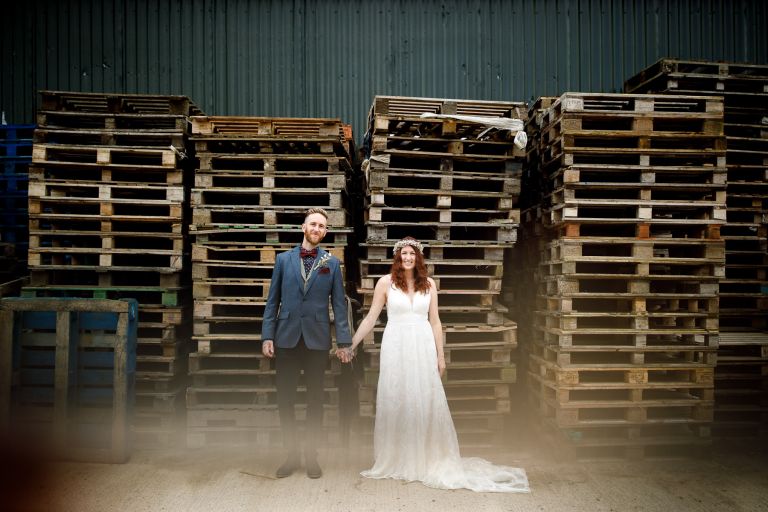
[304,208,329,222]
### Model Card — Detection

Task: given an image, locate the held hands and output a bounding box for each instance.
[336,346,356,364]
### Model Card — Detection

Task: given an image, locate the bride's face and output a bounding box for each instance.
[399,246,417,270]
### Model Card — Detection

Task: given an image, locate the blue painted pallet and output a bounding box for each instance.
[0,141,32,158]
[0,297,139,463]
[0,124,35,142]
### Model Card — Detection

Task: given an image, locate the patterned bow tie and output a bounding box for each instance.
[300,248,318,258]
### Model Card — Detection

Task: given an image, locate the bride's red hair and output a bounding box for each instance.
[390,237,431,294]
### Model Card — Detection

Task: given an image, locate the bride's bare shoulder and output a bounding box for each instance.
[376,274,392,289]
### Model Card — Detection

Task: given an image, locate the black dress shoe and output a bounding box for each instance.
[276,456,300,478]
[305,457,322,479]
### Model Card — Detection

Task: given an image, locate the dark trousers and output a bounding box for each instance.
[275,338,327,459]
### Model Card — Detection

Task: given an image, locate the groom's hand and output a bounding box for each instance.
[262,340,275,358]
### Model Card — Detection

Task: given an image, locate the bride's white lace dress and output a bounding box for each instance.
[361,285,530,493]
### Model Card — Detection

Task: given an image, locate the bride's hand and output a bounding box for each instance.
[437,356,446,377]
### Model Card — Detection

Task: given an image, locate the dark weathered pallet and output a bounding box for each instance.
[540,113,723,148]
[543,93,723,124]
[37,110,188,131]
[34,128,186,150]
[28,230,184,257]
[624,58,768,94]
[28,162,184,185]
[371,114,523,140]
[40,90,202,116]
[371,134,522,158]
[190,116,344,138]
[194,137,347,158]
[371,95,527,119]
[28,196,183,224]
[548,164,727,190]
[33,143,178,167]
[26,247,184,272]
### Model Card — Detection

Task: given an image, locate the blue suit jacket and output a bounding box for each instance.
[262,246,352,350]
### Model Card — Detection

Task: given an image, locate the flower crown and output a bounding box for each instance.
[393,238,423,254]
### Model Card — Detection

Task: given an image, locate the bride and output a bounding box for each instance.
[337,237,529,493]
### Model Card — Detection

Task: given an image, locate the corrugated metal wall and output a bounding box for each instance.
[2,0,767,137]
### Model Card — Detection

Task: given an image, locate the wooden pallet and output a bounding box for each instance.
[33,143,178,167]
[34,128,186,150]
[371,114,523,139]
[192,206,348,228]
[190,116,344,138]
[542,93,723,124]
[367,188,517,211]
[363,341,515,369]
[194,137,347,157]
[37,110,188,131]
[624,58,768,95]
[361,322,517,346]
[191,187,343,209]
[371,134,522,157]
[365,221,517,244]
[196,152,351,173]
[195,170,347,190]
[367,168,519,194]
[365,205,517,224]
[550,164,727,190]
[39,90,202,116]
[28,162,185,185]
[371,95,527,119]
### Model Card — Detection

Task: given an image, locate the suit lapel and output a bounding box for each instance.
[289,246,304,291]
[304,247,327,295]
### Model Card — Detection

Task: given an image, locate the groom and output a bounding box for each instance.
[262,207,352,479]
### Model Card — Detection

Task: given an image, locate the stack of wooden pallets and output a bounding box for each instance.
[186,116,354,447]
[523,92,726,458]
[0,124,34,282]
[357,95,528,451]
[25,90,200,447]
[625,59,768,439]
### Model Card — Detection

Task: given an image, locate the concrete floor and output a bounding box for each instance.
[5,427,767,512]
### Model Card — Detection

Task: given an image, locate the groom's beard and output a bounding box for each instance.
[304,230,325,246]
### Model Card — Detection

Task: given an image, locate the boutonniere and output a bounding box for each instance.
[312,253,332,273]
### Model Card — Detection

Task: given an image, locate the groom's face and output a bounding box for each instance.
[302,213,328,246]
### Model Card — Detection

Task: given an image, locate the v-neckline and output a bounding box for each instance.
[394,285,417,309]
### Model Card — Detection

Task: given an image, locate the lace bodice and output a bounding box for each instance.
[387,285,430,323]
